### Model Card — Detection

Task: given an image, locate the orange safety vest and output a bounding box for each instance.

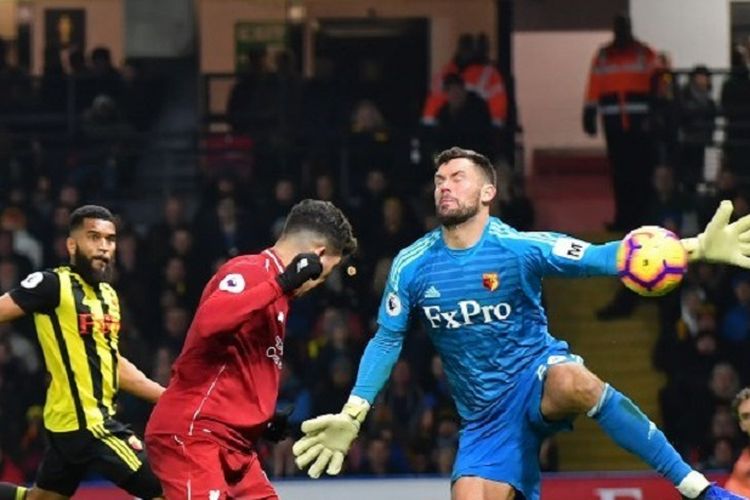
[422,61,508,127]
[584,41,657,130]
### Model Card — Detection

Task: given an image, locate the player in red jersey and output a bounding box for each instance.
[145,199,357,499]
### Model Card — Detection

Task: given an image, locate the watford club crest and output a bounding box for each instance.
[482,273,499,292]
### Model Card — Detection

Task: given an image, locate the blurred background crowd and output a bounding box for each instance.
[0,3,750,487]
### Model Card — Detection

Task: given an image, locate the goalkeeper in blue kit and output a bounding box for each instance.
[293,147,750,500]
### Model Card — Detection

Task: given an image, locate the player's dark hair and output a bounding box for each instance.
[732,387,750,419]
[69,205,115,233]
[282,199,357,257]
[434,146,497,186]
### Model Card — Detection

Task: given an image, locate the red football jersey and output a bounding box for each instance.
[146,249,290,451]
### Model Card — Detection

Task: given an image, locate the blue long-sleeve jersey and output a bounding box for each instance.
[352,217,620,422]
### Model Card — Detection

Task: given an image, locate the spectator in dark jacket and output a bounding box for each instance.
[435,74,494,157]
[679,65,716,193]
[721,47,750,178]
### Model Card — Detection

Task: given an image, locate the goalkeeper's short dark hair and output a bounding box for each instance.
[69,205,115,233]
[434,146,497,186]
[282,199,357,257]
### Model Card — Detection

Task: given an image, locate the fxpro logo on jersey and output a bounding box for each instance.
[422,300,512,329]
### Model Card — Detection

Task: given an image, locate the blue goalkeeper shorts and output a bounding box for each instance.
[451,349,584,500]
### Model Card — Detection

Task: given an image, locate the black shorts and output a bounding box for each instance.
[36,419,162,498]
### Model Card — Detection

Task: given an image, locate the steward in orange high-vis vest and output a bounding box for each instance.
[422,34,508,129]
[583,14,658,231]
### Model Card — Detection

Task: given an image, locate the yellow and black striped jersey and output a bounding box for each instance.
[10,266,122,432]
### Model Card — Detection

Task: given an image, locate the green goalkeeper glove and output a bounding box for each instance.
[292,395,370,478]
[681,200,750,267]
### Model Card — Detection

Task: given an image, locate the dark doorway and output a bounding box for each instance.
[314,18,429,132]
[732,1,750,50]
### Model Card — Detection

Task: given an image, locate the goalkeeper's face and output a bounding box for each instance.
[68,218,116,284]
[434,158,491,228]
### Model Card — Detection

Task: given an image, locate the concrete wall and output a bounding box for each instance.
[631,0,731,69]
[197,0,496,76]
[513,31,611,169]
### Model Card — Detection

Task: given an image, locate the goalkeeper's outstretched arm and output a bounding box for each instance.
[349,325,405,403]
[529,200,750,279]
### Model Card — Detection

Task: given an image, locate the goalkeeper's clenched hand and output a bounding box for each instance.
[292,396,369,478]
[682,200,750,268]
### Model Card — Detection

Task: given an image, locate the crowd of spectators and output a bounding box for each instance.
[3,26,750,487]
[0,32,536,483]
[0,149,534,484]
[1,39,165,203]
[651,168,750,472]
[595,161,750,473]
[1,38,163,130]
[589,37,750,475]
